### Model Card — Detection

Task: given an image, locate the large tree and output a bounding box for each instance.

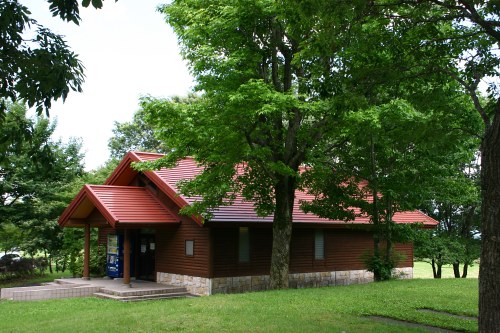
[418,157,481,279]
[370,1,500,330]
[0,101,85,270]
[304,94,479,280]
[140,0,378,289]
[146,0,484,288]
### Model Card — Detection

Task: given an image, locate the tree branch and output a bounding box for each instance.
[444,68,490,127]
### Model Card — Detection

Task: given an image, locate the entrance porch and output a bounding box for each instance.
[57,184,181,284]
[0,278,193,301]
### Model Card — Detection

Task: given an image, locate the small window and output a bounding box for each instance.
[314,229,325,260]
[239,227,250,263]
[185,240,194,256]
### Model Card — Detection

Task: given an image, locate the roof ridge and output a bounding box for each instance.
[132,151,165,156]
[89,184,146,189]
[85,184,120,225]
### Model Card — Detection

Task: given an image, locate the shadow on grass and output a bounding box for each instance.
[367,315,462,333]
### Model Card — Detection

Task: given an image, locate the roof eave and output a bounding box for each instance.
[104,152,137,185]
[58,185,119,228]
[58,187,88,227]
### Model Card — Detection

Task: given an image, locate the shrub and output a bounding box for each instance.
[364,251,405,281]
[0,257,48,283]
[71,244,107,277]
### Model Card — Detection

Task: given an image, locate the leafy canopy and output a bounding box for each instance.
[0,0,116,115]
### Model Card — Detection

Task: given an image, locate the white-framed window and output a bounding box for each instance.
[239,227,250,263]
[185,240,194,256]
[314,229,325,260]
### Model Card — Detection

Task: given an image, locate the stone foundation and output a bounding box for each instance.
[157,267,413,296]
[211,275,270,294]
[157,272,212,295]
[393,266,413,279]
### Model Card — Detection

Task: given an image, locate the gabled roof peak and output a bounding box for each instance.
[58,184,180,228]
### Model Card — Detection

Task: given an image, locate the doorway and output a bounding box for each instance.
[137,232,156,281]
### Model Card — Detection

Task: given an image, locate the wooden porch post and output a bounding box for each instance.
[83,224,90,280]
[123,229,131,286]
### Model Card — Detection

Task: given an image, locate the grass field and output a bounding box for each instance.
[413,261,479,279]
[0,278,478,333]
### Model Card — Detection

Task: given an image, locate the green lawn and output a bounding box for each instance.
[0,278,478,333]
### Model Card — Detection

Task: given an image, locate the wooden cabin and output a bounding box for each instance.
[58,152,437,295]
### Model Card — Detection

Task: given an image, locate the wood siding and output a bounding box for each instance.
[212,226,413,278]
[98,226,114,245]
[153,191,211,278]
[212,227,272,277]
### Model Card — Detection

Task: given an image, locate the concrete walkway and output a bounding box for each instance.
[1,278,191,301]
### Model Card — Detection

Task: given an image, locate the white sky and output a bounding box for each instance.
[25,1,194,170]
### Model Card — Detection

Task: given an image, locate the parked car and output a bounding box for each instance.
[0,253,21,263]
[0,253,22,273]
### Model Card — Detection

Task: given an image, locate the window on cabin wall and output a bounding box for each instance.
[185,240,194,256]
[314,229,325,260]
[239,227,250,263]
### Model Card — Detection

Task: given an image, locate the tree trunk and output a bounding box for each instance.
[384,196,394,265]
[269,175,295,290]
[452,262,460,278]
[479,110,500,332]
[436,264,442,279]
[432,259,438,279]
[44,250,52,274]
[372,184,381,281]
[462,263,468,278]
[370,137,382,281]
[62,255,67,272]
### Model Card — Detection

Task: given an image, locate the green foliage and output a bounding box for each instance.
[0,101,85,274]
[414,229,481,279]
[145,0,374,219]
[416,155,481,278]
[0,222,22,254]
[0,256,48,283]
[0,0,117,114]
[108,106,170,159]
[71,243,106,277]
[81,158,120,185]
[303,92,479,281]
[415,231,463,267]
[0,102,84,220]
[371,1,500,328]
[48,0,115,25]
[363,252,400,282]
[142,1,486,289]
[0,1,85,115]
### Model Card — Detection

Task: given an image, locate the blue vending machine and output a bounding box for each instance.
[106,233,135,278]
[106,234,122,278]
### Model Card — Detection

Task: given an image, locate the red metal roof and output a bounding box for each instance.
[119,152,437,227]
[59,185,180,227]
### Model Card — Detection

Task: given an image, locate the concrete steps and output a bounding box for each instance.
[94,291,196,302]
[94,284,196,302]
[0,283,102,301]
[1,278,196,302]
[100,285,187,297]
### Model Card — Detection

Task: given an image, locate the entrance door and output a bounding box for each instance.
[138,234,155,281]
